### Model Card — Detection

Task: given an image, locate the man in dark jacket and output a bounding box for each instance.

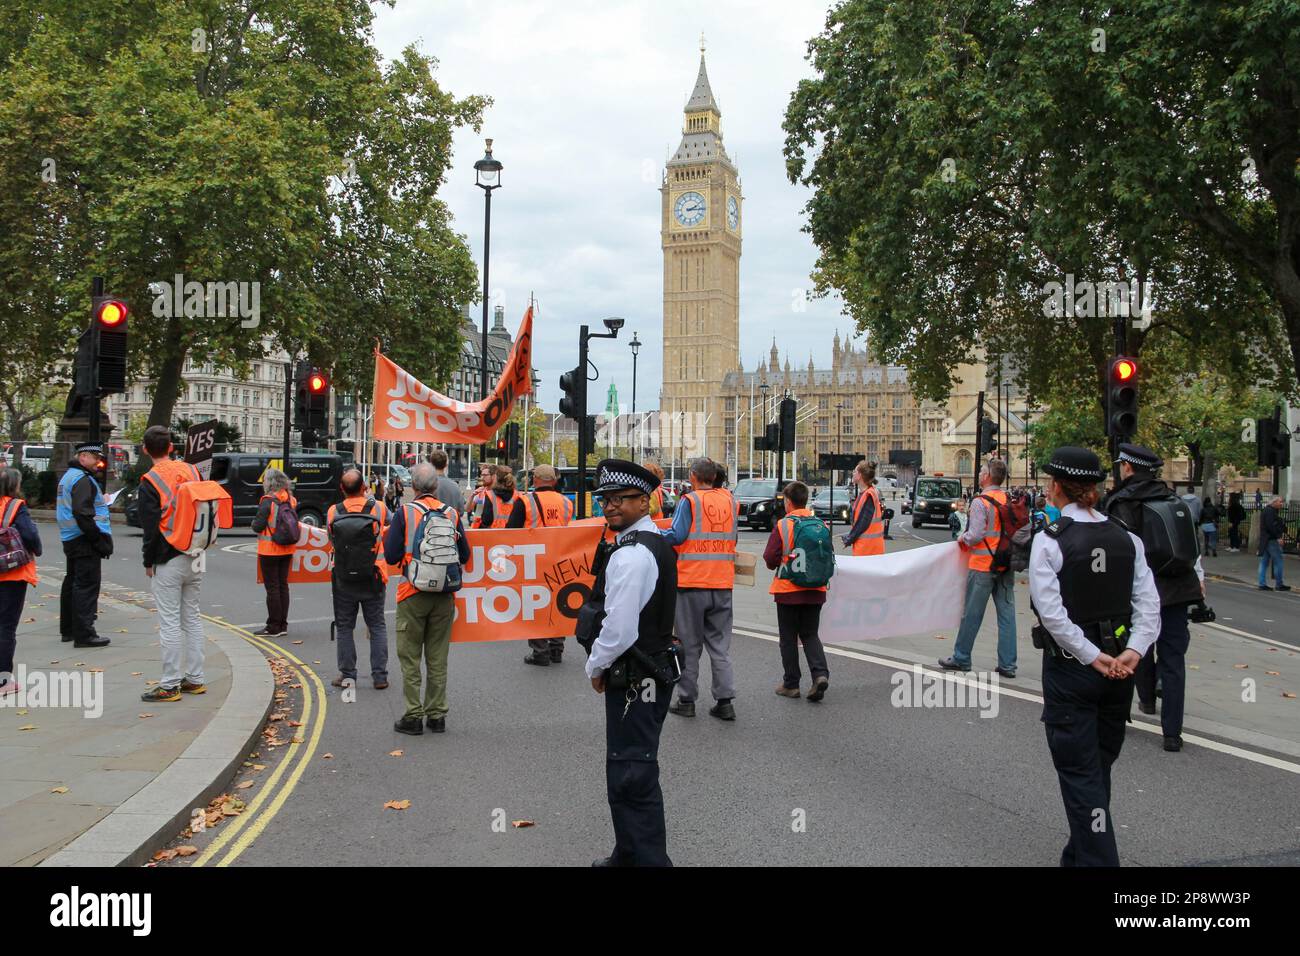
[56,444,112,648]
[1100,444,1204,752]
[1257,495,1289,592]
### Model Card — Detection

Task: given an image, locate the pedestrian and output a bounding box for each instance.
[383,462,469,735]
[1257,495,1289,592]
[328,467,390,692]
[949,498,967,539]
[1200,497,1219,557]
[0,467,41,696]
[1100,444,1205,752]
[57,443,112,648]
[137,426,210,703]
[429,449,465,515]
[662,458,739,721]
[470,461,496,526]
[251,467,297,636]
[764,480,832,701]
[385,475,403,512]
[505,463,576,667]
[473,465,517,529]
[1227,492,1246,552]
[712,462,729,490]
[576,459,679,867]
[842,460,885,555]
[1255,489,1263,509]
[939,458,1017,678]
[1031,446,1161,867]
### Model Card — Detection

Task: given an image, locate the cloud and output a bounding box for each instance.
[372,0,849,411]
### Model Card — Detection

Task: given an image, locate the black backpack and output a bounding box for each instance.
[1139,496,1199,578]
[330,499,382,587]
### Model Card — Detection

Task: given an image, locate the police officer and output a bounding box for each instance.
[1031,447,1161,867]
[57,443,112,648]
[578,459,678,867]
[1100,443,1205,752]
[508,464,575,667]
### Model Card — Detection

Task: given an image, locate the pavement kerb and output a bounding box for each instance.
[39,618,274,868]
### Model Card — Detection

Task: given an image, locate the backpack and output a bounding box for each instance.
[0,498,31,573]
[1138,497,1199,578]
[979,492,1031,573]
[331,499,383,587]
[270,497,301,546]
[168,481,233,555]
[403,501,462,593]
[779,515,836,588]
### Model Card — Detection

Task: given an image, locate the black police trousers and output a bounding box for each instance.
[604,676,672,866]
[1135,604,1190,738]
[1041,649,1134,867]
[60,553,103,642]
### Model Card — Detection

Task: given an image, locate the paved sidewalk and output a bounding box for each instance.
[1198,545,1299,586]
[0,574,271,866]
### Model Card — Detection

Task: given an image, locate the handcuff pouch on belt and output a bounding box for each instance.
[606,640,684,691]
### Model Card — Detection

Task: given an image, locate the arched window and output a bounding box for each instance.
[957,450,973,475]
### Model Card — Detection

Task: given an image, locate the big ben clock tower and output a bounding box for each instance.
[661,39,741,466]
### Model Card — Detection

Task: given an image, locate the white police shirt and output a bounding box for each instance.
[1028,502,1161,665]
[585,514,661,679]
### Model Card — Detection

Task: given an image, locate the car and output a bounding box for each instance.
[365,463,411,484]
[733,477,787,531]
[910,475,963,528]
[809,486,850,524]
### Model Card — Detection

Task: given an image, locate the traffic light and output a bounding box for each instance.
[978,417,999,456]
[559,367,584,421]
[779,398,797,453]
[752,434,769,452]
[294,363,330,440]
[1107,356,1139,441]
[76,295,130,398]
[506,422,520,462]
[582,415,597,452]
[492,434,507,460]
[1257,417,1291,469]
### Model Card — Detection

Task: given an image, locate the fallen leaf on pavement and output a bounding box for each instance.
[236,781,255,790]
[1284,692,1296,699]
[22,617,34,623]
[290,736,304,743]
[268,712,286,721]
[388,750,403,757]
[16,709,26,715]
[88,668,103,673]
[322,753,333,759]
[153,849,178,862]
[176,846,198,857]
[115,628,129,633]
[131,672,143,676]
[17,725,36,731]
[288,720,302,727]
[251,763,266,771]
[292,641,303,645]
[1233,664,1249,669]
[313,661,321,665]
[384,800,411,810]
[50,786,69,794]
[221,798,246,816]
[511,820,536,828]
[1267,671,1281,676]
[145,680,160,686]
[139,713,155,719]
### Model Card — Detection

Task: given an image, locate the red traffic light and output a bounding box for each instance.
[307,372,328,393]
[1113,358,1137,382]
[96,299,128,327]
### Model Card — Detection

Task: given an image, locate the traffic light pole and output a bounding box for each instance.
[88,276,103,449]
[973,389,985,496]
[282,360,292,460]
[576,326,590,518]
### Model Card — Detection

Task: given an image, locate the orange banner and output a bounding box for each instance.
[258,523,605,642]
[371,305,533,443]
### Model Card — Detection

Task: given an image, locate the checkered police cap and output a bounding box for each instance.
[1116,443,1162,471]
[1041,446,1107,482]
[593,459,660,496]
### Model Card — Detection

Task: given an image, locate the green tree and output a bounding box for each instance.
[783,0,1299,423]
[0,0,486,429]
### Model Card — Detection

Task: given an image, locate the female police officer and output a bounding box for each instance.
[1031,447,1161,866]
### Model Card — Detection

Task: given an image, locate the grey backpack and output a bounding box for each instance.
[403,502,462,593]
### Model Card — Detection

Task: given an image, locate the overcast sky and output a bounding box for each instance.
[371,0,849,412]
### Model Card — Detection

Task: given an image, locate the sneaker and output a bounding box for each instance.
[807,676,829,702]
[0,680,19,698]
[938,656,971,672]
[141,685,181,703]
[775,684,801,699]
[393,716,424,736]
[1277,585,1291,592]
[994,667,1016,679]
[668,698,695,717]
[180,679,206,695]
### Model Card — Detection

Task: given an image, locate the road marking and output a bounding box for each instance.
[732,625,1300,777]
[1197,619,1298,651]
[190,619,327,867]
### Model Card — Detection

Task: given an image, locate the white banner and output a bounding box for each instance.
[821,542,968,642]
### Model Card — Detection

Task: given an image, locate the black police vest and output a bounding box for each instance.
[1047,516,1135,627]
[585,528,677,657]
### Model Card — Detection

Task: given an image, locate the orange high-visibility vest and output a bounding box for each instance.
[397,495,456,603]
[967,488,1006,571]
[520,489,573,528]
[257,490,298,556]
[649,487,664,517]
[0,496,38,585]
[769,508,828,595]
[327,495,391,584]
[851,485,885,556]
[475,489,516,529]
[675,488,738,589]
[142,459,206,550]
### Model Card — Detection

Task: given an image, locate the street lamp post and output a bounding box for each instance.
[759,382,771,477]
[629,332,640,462]
[473,138,502,467]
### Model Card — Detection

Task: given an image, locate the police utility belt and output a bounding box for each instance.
[1031,616,1132,661]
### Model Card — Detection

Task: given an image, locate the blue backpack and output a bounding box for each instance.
[779,515,836,588]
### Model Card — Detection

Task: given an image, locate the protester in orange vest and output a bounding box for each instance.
[0,467,41,698]
[327,467,391,692]
[251,468,298,636]
[939,458,1017,678]
[506,464,576,667]
[474,465,517,529]
[661,458,738,720]
[763,481,830,701]
[842,460,885,556]
[470,461,496,527]
[138,425,209,703]
[382,462,469,735]
[644,461,666,516]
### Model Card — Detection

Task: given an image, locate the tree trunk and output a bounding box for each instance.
[1199,450,1217,506]
[147,317,189,427]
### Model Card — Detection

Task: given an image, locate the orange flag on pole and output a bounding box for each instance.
[371,305,533,443]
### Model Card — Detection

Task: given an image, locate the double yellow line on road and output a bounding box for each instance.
[191,617,328,867]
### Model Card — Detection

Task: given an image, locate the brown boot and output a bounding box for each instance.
[775,684,801,698]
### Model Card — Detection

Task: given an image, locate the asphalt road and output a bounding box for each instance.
[102,522,1300,866]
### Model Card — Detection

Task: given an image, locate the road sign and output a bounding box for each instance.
[819,453,864,471]
[185,419,218,479]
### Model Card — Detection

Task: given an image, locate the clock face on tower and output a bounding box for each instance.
[727,195,739,230]
[674,191,706,226]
